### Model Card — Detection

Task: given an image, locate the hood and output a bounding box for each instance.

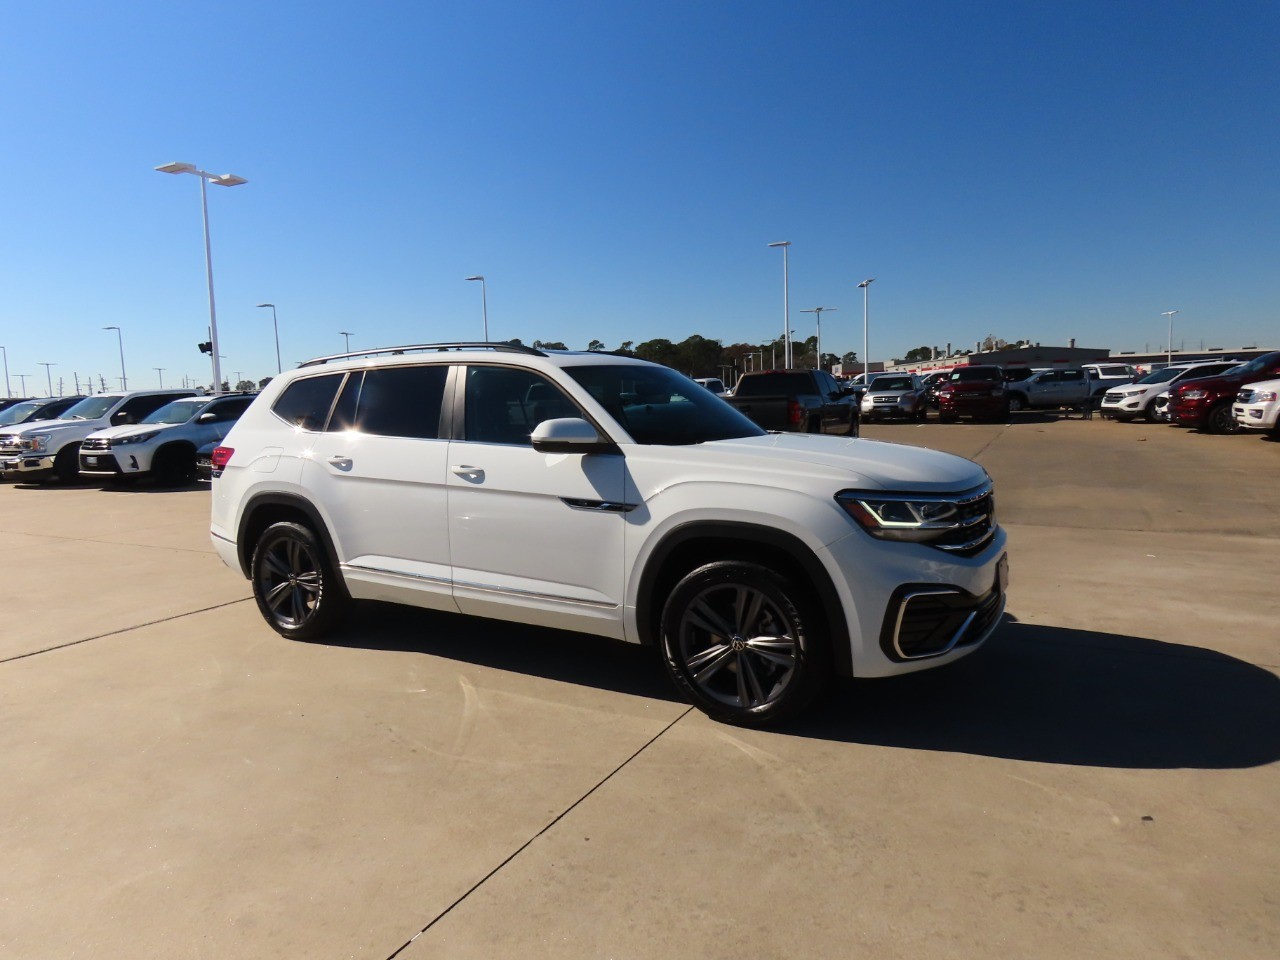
[688,433,989,492]
[1,418,91,437]
[86,422,180,442]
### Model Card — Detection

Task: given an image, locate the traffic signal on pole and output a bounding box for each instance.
[198,341,213,354]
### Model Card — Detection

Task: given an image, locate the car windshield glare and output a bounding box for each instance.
[1138,368,1181,385]
[564,364,766,444]
[142,399,207,425]
[871,377,914,390]
[949,368,1000,382]
[57,396,116,420]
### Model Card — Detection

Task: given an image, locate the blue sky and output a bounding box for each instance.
[1,0,1276,393]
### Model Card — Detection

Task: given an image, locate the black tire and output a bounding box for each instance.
[659,560,829,727]
[1202,402,1241,435]
[152,445,196,486]
[806,416,821,434]
[250,521,348,640]
[53,444,80,483]
[1007,394,1027,413]
[1142,402,1160,423]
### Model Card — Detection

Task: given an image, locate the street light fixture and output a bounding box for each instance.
[464,276,489,341]
[155,160,249,395]
[800,307,836,370]
[256,303,282,374]
[340,331,353,352]
[1162,310,1179,364]
[857,278,876,380]
[15,373,30,395]
[39,362,56,395]
[103,326,126,390]
[154,367,165,388]
[767,242,792,368]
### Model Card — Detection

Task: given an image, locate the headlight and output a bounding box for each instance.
[113,430,161,445]
[1181,388,1210,400]
[836,483,994,546]
[1251,390,1278,403]
[22,434,53,452]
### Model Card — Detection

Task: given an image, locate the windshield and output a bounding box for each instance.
[0,401,48,425]
[57,396,118,420]
[948,368,1000,383]
[1228,353,1278,376]
[869,376,914,391]
[142,398,207,424]
[564,364,766,444]
[1136,368,1181,385]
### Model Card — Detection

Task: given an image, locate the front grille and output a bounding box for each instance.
[81,437,111,451]
[0,434,22,452]
[871,394,899,403]
[1237,389,1257,403]
[883,575,1006,660]
[931,486,996,556]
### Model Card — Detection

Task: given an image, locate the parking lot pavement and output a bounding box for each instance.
[3,420,1278,960]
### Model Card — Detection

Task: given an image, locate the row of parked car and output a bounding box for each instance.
[1099,351,1280,437]
[0,389,253,486]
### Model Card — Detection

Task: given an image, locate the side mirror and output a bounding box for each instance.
[197,412,217,423]
[531,418,610,454]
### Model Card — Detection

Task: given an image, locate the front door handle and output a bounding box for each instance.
[326,456,353,470]
[451,464,485,482]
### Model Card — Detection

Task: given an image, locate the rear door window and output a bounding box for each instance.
[341,365,449,439]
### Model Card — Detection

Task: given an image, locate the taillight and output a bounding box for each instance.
[788,399,804,427]
[211,446,235,469]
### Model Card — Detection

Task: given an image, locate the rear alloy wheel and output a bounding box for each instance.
[251,521,347,640]
[660,561,828,727]
[1007,395,1027,413]
[1203,402,1241,435]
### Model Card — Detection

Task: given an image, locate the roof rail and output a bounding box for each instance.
[299,341,546,368]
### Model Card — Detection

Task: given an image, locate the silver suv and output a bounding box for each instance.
[211,343,1008,727]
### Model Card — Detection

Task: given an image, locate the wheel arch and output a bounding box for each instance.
[634,521,853,677]
[235,492,341,580]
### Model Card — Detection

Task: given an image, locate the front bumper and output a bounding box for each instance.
[1233,402,1280,431]
[0,454,55,477]
[937,394,1005,417]
[1101,393,1144,416]
[1166,397,1209,426]
[79,452,124,476]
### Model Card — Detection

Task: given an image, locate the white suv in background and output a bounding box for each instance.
[79,394,254,485]
[1100,361,1238,422]
[1232,379,1280,436]
[211,343,1008,727]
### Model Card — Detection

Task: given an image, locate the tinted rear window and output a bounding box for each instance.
[733,373,816,396]
[272,374,344,431]
[329,365,448,439]
[948,368,1002,383]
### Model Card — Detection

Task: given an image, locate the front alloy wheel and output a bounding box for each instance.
[251,521,347,639]
[1203,402,1241,435]
[660,561,827,726]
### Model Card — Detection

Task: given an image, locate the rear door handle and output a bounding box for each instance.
[326,456,353,470]
[451,464,485,482]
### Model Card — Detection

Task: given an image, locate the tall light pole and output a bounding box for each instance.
[1162,310,1179,364]
[15,373,30,395]
[465,276,489,341]
[103,326,126,390]
[257,303,282,374]
[154,367,165,388]
[39,362,56,395]
[800,307,836,370]
[858,278,876,380]
[155,161,248,396]
[767,242,792,368]
[0,345,9,397]
[340,331,353,352]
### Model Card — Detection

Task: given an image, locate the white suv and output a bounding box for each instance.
[1100,361,1237,422]
[79,394,254,484]
[211,343,1008,727]
[1232,379,1280,435]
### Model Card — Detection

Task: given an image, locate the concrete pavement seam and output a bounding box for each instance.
[383,705,696,959]
[0,597,252,665]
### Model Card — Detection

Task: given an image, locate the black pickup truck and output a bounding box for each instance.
[726,370,859,434]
